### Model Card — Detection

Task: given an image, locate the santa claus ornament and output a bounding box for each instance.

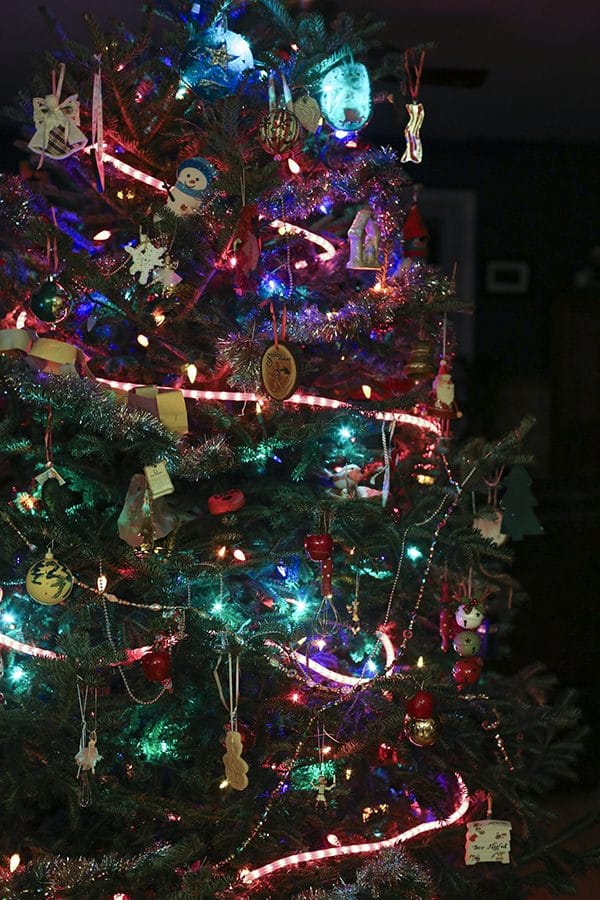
[427,358,462,436]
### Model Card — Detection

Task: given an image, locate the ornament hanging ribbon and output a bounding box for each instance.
[268,71,294,112]
[46,208,60,274]
[29,63,88,164]
[91,55,105,192]
[214,641,249,790]
[401,50,425,164]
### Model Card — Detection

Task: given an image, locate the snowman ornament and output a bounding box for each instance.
[166,157,214,217]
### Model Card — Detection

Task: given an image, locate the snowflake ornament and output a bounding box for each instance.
[125,232,166,285]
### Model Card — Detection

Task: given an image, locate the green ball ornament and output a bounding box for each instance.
[25,549,73,605]
[30,276,72,324]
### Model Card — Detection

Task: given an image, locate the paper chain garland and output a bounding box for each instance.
[0,329,441,436]
[239,772,469,885]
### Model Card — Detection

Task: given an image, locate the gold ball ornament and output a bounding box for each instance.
[404,714,437,747]
[25,549,73,605]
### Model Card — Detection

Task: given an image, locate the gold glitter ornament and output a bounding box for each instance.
[25,549,73,605]
[404,714,437,747]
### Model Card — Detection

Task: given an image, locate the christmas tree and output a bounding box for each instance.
[0,2,593,897]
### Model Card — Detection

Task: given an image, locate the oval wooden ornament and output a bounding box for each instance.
[260,341,298,401]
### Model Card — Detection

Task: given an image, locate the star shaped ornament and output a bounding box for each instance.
[208,43,237,71]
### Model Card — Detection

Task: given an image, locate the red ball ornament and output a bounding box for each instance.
[452,656,483,687]
[258,108,303,159]
[141,648,171,683]
[304,533,333,561]
[406,690,435,719]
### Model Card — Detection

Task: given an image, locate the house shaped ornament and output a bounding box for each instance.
[347,208,381,270]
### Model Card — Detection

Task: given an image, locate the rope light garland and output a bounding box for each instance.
[292,629,396,688]
[96,378,442,433]
[239,773,469,885]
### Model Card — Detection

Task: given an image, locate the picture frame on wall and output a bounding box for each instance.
[485,260,530,295]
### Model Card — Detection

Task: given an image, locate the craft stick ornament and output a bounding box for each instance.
[29,64,87,163]
[401,50,426,164]
[214,644,248,790]
[74,682,101,808]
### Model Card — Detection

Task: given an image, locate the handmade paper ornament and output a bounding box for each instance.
[465,820,512,865]
[260,341,299,400]
[165,157,214,217]
[347,208,380,270]
[292,94,322,133]
[26,549,73,605]
[180,16,253,101]
[117,474,180,548]
[208,490,246,515]
[30,276,72,324]
[473,507,508,546]
[141,648,171,683]
[404,714,437,747]
[500,466,544,541]
[319,60,372,132]
[125,232,166,285]
[258,72,303,160]
[453,630,481,657]
[403,340,435,380]
[29,63,87,162]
